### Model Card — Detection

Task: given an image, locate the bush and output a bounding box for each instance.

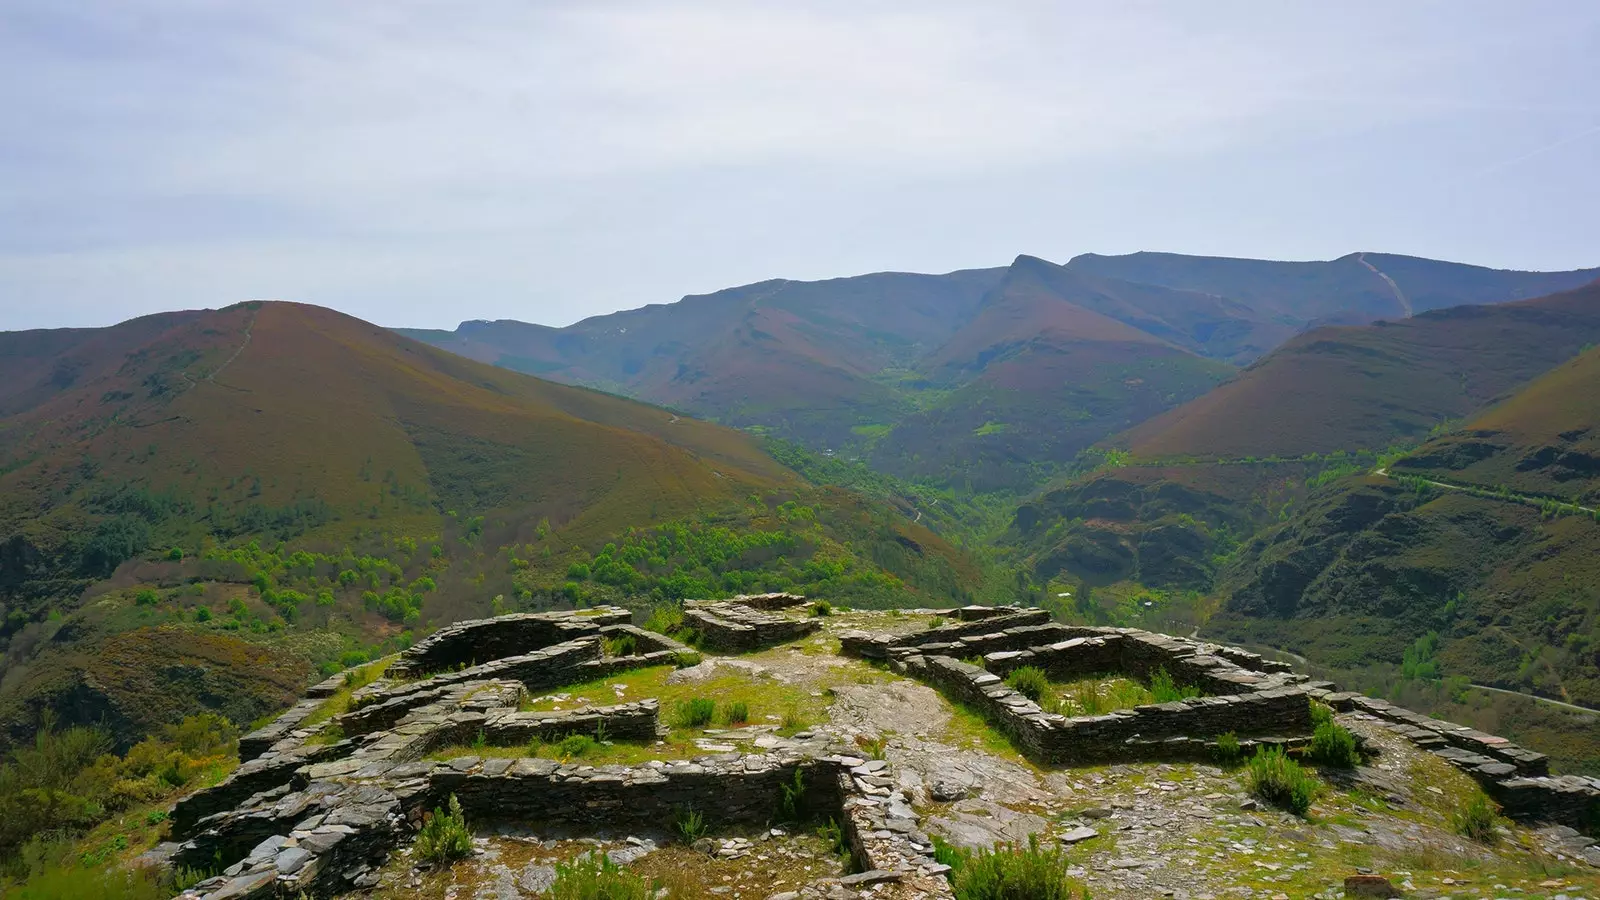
[672,698,716,728]
[1004,667,1050,703]
[555,734,596,759]
[413,794,473,865]
[1309,700,1334,729]
[1246,746,1318,815]
[778,768,806,821]
[722,701,749,725]
[947,834,1088,900]
[166,547,183,561]
[1451,794,1502,844]
[549,853,656,900]
[1213,732,1243,766]
[1307,721,1360,768]
[811,600,832,617]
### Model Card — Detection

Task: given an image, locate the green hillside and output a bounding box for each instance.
[0,302,984,752]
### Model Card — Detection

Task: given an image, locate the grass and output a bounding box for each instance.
[1147,666,1202,703]
[810,600,832,617]
[1246,745,1318,815]
[672,698,717,728]
[549,853,656,900]
[721,700,749,725]
[300,656,394,730]
[414,794,473,865]
[518,664,838,739]
[1451,794,1503,844]
[602,633,638,657]
[1004,666,1049,702]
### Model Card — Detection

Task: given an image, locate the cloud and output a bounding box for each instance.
[2,1,1598,329]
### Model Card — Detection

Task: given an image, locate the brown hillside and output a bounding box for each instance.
[1121,279,1600,459]
[1391,344,1600,502]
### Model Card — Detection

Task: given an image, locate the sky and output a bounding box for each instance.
[2,1,1598,332]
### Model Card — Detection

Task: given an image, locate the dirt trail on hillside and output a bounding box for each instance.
[1358,252,1413,318]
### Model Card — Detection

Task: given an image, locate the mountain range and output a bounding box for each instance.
[402,251,1600,492]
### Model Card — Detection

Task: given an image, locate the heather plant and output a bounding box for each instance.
[413,794,473,865]
[1246,746,1317,815]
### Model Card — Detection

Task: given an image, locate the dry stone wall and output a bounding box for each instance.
[683,594,822,651]
[389,607,631,677]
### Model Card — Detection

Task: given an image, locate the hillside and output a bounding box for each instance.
[1390,345,1600,502]
[1119,279,1600,460]
[403,253,1598,494]
[0,302,982,750]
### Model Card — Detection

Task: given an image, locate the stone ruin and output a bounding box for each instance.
[147,600,1600,899]
[682,592,823,651]
[841,608,1598,834]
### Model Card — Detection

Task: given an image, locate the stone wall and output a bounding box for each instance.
[239,698,325,762]
[683,598,822,652]
[390,607,631,677]
[839,609,1052,659]
[902,652,1312,764]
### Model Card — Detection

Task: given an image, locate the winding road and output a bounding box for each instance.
[1373,467,1597,515]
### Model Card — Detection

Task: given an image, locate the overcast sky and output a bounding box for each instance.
[2,2,1598,331]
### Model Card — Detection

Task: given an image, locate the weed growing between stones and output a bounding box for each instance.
[549,853,656,900]
[816,818,848,858]
[780,705,807,735]
[1246,746,1318,816]
[672,698,716,728]
[674,807,707,845]
[929,617,947,628]
[778,768,807,821]
[1004,666,1049,702]
[939,834,1089,900]
[855,733,888,760]
[1213,731,1243,766]
[414,794,473,865]
[1451,794,1503,844]
[811,600,832,617]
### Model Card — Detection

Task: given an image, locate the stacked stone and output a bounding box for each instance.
[683,597,823,651]
[724,591,811,611]
[338,638,602,736]
[839,609,1052,659]
[170,728,351,839]
[238,698,325,762]
[390,606,631,677]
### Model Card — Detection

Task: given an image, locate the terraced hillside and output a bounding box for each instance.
[0,302,981,752]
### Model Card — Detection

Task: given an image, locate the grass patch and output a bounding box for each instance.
[722,700,749,725]
[1213,731,1243,766]
[673,698,717,728]
[299,656,394,730]
[1147,666,1201,703]
[1004,667,1049,702]
[550,853,656,900]
[1246,745,1318,816]
[1451,794,1503,844]
[602,633,638,658]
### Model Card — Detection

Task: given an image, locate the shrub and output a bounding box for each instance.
[193,607,212,622]
[1004,667,1050,703]
[811,600,832,617]
[166,547,183,561]
[1148,667,1200,703]
[1246,746,1318,815]
[1309,700,1334,729]
[134,589,159,607]
[722,701,750,725]
[549,853,656,900]
[1452,794,1502,844]
[674,807,707,844]
[642,605,684,635]
[556,734,596,759]
[948,834,1088,900]
[602,633,638,657]
[1307,721,1360,768]
[1213,732,1243,766]
[672,698,716,728]
[673,651,702,669]
[413,794,473,865]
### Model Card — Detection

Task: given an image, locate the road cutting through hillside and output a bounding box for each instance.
[1358,252,1413,318]
[1374,466,1597,515]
